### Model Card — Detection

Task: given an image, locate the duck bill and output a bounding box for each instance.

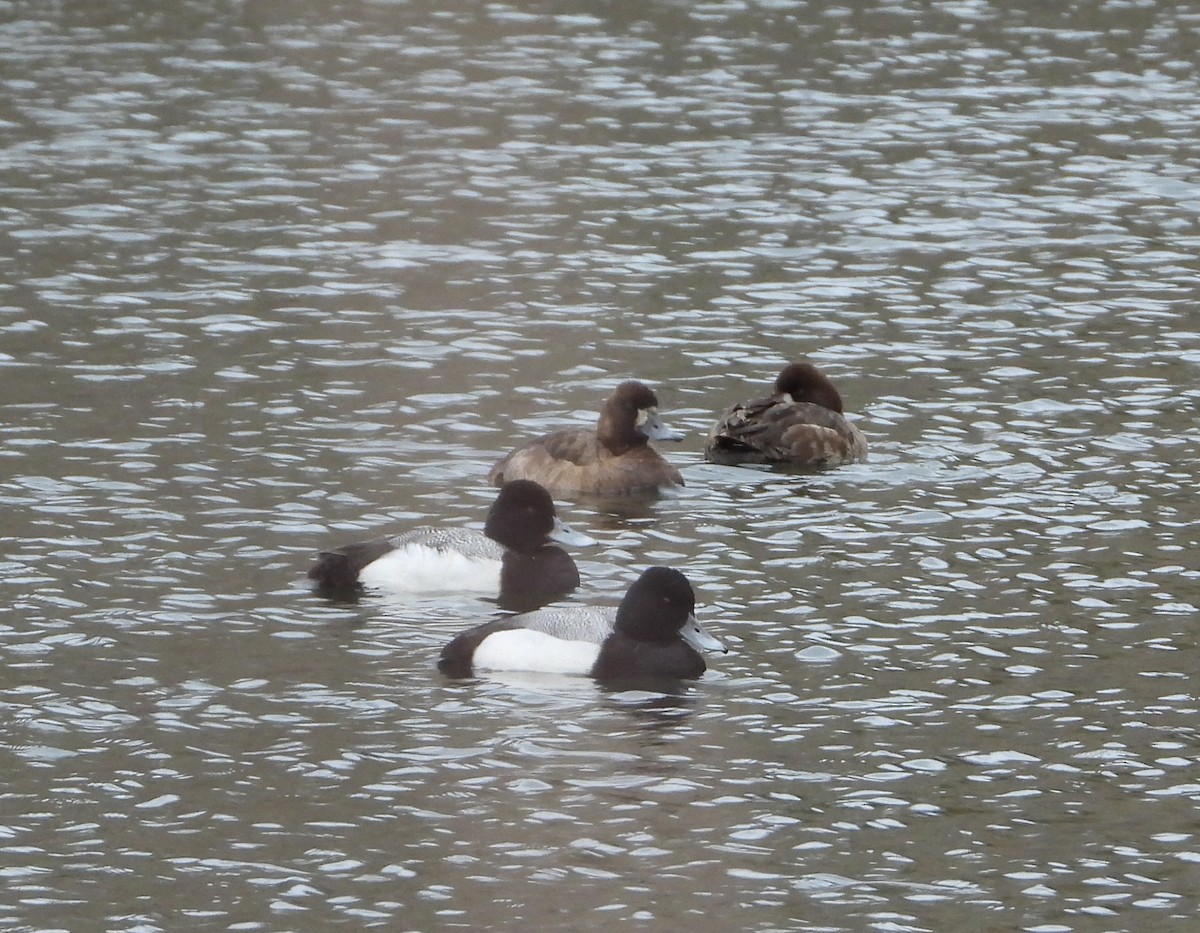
[641,410,685,442]
[681,613,727,654]
[549,517,598,548]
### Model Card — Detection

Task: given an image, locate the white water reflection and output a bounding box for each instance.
[3,0,1200,931]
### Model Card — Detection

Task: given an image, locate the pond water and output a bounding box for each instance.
[2,1,1199,930]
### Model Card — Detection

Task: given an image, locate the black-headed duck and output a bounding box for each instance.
[308,479,596,611]
[437,566,726,680]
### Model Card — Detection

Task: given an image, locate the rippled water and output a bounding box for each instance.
[3,1,1199,930]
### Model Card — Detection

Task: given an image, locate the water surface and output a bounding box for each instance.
[2,1,1199,931]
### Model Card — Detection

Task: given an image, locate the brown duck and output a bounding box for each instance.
[488,381,684,496]
[705,362,867,468]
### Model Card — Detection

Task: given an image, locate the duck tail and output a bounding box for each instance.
[307,540,395,590]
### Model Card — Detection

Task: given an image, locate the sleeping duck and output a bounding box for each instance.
[488,380,684,496]
[705,362,867,468]
[308,479,596,611]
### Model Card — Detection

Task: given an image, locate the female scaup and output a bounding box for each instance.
[705,362,868,468]
[308,479,596,611]
[438,566,726,681]
[488,381,685,496]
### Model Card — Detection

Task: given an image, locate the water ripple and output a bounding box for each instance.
[3,1,1200,930]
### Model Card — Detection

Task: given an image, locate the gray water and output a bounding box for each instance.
[2,1,1199,930]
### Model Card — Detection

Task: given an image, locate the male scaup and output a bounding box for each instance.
[705,362,868,468]
[308,479,596,611]
[488,380,685,496]
[438,566,726,681]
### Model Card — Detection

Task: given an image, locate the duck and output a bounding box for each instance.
[487,380,684,496]
[438,566,726,680]
[308,479,596,611]
[704,362,868,468]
